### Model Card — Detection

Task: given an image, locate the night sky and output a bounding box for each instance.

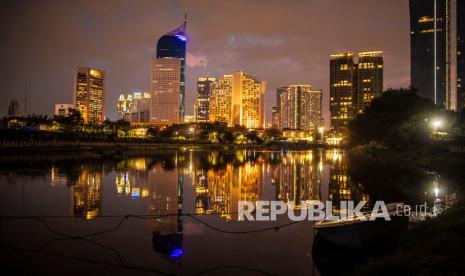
[0,0,410,124]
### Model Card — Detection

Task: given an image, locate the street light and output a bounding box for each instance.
[431,119,443,131]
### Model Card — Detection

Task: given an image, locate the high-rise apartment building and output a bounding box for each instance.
[151,58,181,123]
[195,77,216,122]
[74,67,105,124]
[330,53,355,133]
[209,71,265,128]
[7,99,20,116]
[355,51,384,114]
[271,87,288,129]
[329,51,384,133]
[279,85,322,132]
[409,0,464,110]
[153,19,187,122]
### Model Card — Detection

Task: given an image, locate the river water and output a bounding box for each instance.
[0,149,461,275]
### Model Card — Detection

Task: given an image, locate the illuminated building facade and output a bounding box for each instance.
[54,104,74,117]
[279,85,322,132]
[271,87,287,129]
[458,0,465,110]
[209,71,265,128]
[355,51,384,113]
[72,167,103,219]
[74,67,105,124]
[330,53,355,133]
[330,52,383,133]
[118,92,151,122]
[272,151,321,208]
[154,19,187,121]
[195,77,216,122]
[409,0,456,109]
[151,58,181,123]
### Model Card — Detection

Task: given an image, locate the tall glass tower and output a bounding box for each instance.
[409,0,449,107]
[156,19,187,121]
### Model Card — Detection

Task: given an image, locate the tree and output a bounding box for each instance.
[348,88,439,147]
[263,128,282,141]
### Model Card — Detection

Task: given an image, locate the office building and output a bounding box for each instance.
[151,58,181,123]
[409,0,464,110]
[7,99,20,116]
[152,19,187,122]
[195,77,216,122]
[118,92,151,122]
[74,67,105,124]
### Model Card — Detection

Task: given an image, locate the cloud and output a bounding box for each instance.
[186,52,208,68]
[227,35,284,47]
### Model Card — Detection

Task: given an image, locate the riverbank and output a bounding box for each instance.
[356,202,465,275]
[350,143,465,176]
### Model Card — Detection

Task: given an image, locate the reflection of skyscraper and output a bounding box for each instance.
[326,150,369,215]
[152,19,187,122]
[72,167,103,219]
[149,164,184,259]
[195,77,216,122]
[74,67,105,124]
[272,151,321,208]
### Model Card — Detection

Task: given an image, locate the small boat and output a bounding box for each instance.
[314,203,409,250]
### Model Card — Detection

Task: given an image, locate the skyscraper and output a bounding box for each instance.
[279,85,322,132]
[271,87,288,129]
[7,99,20,116]
[330,53,355,133]
[330,52,384,133]
[74,67,105,124]
[151,58,181,123]
[355,51,384,114]
[209,71,265,128]
[153,18,187,122]
[195,77,216,122]
[457,0,465,110]
[409,0,460,109]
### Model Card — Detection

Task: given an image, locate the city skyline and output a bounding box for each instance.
[0,0,411,124]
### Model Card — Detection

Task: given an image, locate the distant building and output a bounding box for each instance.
[271,87,288,129]
[195,77,216,122]
[329,51,383,133]
[209,71,265,128]
[152,19,187,122]
[7,99,20,116]
[279,85,322,132]
[74,67,105,124]
[118,92,151,122]
[409,0,464,110]
[54,104,74,116]
[184,115,195,123]
[271,106,280,129]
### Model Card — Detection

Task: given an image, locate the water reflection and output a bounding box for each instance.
[0,149,461,275]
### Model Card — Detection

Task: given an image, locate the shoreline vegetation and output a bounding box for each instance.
[345,89,465,274]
